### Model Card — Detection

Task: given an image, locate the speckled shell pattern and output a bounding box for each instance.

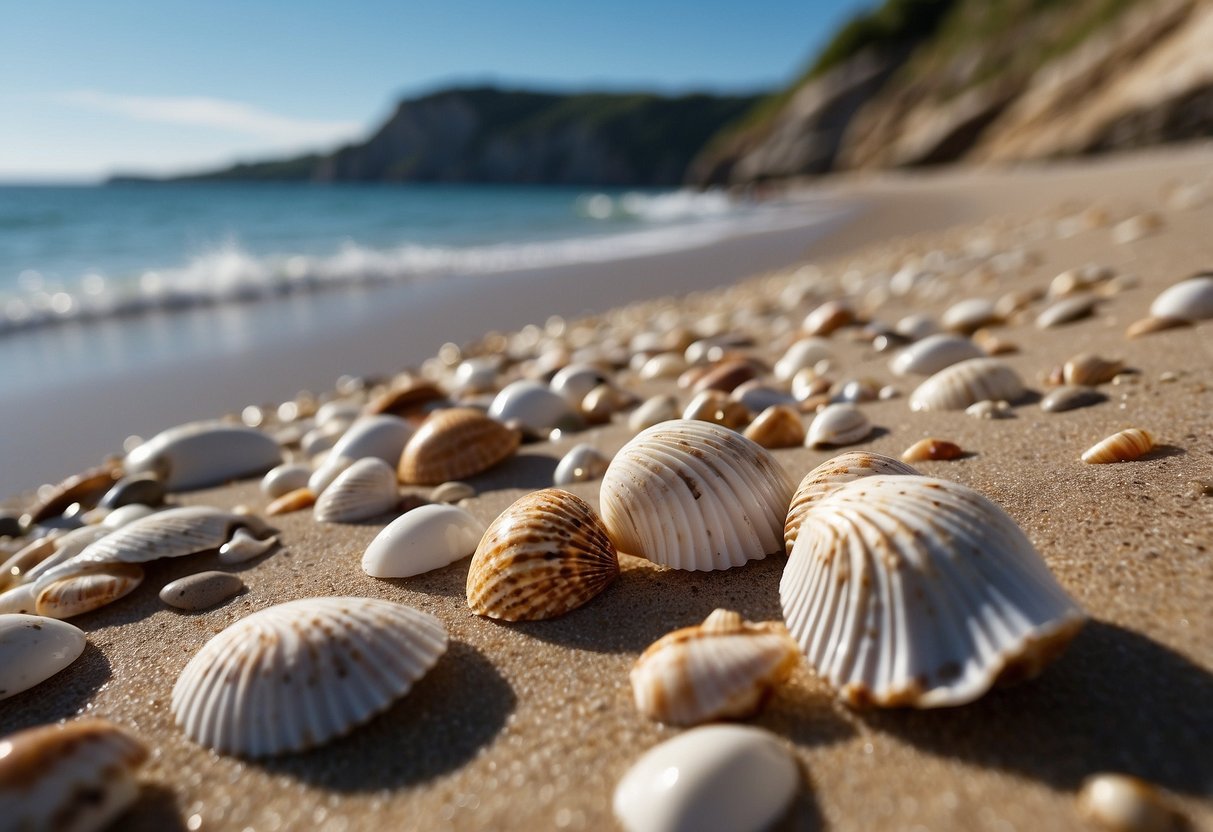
[780,475,1085,708]
[171,597,448,757]
[467,489,619,621]
[599,420,795,571]
[397,407,521,485]
[909,358,1026,412]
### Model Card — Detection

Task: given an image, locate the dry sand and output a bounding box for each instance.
[3,144,1213,831]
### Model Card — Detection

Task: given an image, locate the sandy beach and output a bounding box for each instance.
[3,144,1212,831]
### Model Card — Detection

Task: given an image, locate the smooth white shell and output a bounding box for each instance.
[909,358,1025,412]
[774,338,832,381]
[172,597,448,757]
[327,415,414,466]
[941,298,999,332]
[313,458,399,523]
[1149,275,1213,321]
[613,725,798,832]
[124,421,282,491]
[362,504,484,578]
[0,614,86,700]
[260,463,311,499]
[889,334,984,377]
[600,420,794,571]
[628,395,680,432]
[806,404,872,448]
[550,363,608,405]
[553,444,611,486]
[488,380,576,432]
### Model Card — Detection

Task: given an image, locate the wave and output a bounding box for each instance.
[576,188,735,221]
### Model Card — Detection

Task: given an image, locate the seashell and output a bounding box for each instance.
[830,377,880,404]
[971,328,1017,356]
[160,570,245,611]
[780,475,1086,707]
[27,464,121,523]
[431,480,476,503]
[218,527,278,564]
[553,444,611,486]
[889,334,984,377]
[0,535,60,591]
[1041,386,1106,413]
[266,487,316,516]
[784,451,919,555]
[0,584,37,615]
[124,421,282,491]
[681,390,750,430]
[638,352,687,380]
[363,504,483,578]
[773,338,832,381]
[364,378,445,417]
[806,403,871,448]
[172,597,447,757]
[900,438,965,462]
[1064,353,1124,386]
[1077,773,1185,832]
[452,357,501,394]
[1112,212,1162,244]
[630,609,799,725]
[0,614,86,699]
[1149,274,1213,321]
[613,725,798,832]
[628,394,680,432]
[1036,296,1097,329]
[310,415,414,493]
[1081,428,1155,464]
[0,719,148,832]
[301,424,342,458]
[803,300,853,336]
[99,504,157,530]
[488,380,578,433]
[600,420,794,571]
[581,384,635,424]
[730,381,795,414]
[398,408,521,485]
[313,458,399,523]
[743,405,805,449]
[791,369,831,402]
[995,288,1043,318]
[691,359,759,394]
[315,400,363,428]
[909,358,1025,412]
[550,363,609,405]
[1125,316,1192,339]
[20,527,111,589]
[965,399,1013,419]
[97,474,165,510]
[307,455,353,496]
[35,563,144,619]
[942,298,1000,333]
[260,463,312,499]
[468,489,618,620]
[895,313,939,340]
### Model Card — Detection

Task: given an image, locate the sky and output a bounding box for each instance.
[0,0,869,182]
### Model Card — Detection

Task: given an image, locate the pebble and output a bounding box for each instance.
[98,475,166,509]
[1036,296,1097,329]
[1041,385,1107,413]
[1076,773,1184,832]
[965,400,1013,419]
[159,571,246,611]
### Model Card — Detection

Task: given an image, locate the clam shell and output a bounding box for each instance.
[806,403,871,448]
[431,481,476,503]
[784,451,919,555]
[691,359,759,394]
[1149,274,1213,321]
[550,363,609,405]
[730,381,796,414]
[0,614,86,699]
[313,458,399,523]
[467,489,618,621]
[0,719,147,832]
[1063,353,1124,386]
[628,394,681,432]
[942,298,999,333]
[364,378,445,417]
[1081,428,1155,464]
[600,420,794,571]
[260,463,312,499]
[1035,296,1097,329]
[397,408,520,485]
[363,504,484,578]
[171,597,447,757]
[36,563,144,620]
[743,405,805,449]
[780,475,1086,707]
[124,421,282,491]
[631,609,799,725]
[553,444,611,486]
[909,358,1025,412]
[488,380,577,433]
[311,415,415,494]
[774,338,832,381]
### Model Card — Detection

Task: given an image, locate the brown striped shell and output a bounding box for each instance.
[26,464,122,523]
[1081,428,1155,464]
[398,407,520,485]
[35,563,144,620]
[467,488,618,621]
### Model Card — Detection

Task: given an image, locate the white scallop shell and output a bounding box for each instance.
[488,380,577,433]
[1149,274,1213,321]
[124,421,282,491]
[553,444,611,486]
[774,338,832,381]
[909,358,1025,412]
[780,475,1086,707]
[171,597,448,757]
[362,504,484,578]
[889,334,984,377]
[260,463,312,499]
[313,458,399,523]
[806,404,872,447]
[0,614,86,700]
[599,420,794,571]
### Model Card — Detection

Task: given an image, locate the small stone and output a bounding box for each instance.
[160,571,246,611]
[965,400,1013,419]
[1185,480,1213,499]
[1041,386,1107,413]
[1077,773,1184,832]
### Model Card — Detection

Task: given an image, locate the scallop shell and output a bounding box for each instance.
[600,420,794,571]
[0,614,86,699]
[1063,353,1124,386]
[630,609,800,726]
[896,335,985,377]
[397,408,520,485]
[35,563,144,620]
[313,458,399,523]
[260,463,312,499]
[806,403,871,448]
[1149,274,1213,321]
[780,475,1086,707]
[0,719,148,832]
[171,597,447,757]
[124,421,282,491]
[743,405,805,449]
[488,380,577,433]
[553,444,611,486]
[363,504,484,578]
[784,451,919,555]
[467,489,618,621]
[909,358,1025,412]
[1081,428,1155,464]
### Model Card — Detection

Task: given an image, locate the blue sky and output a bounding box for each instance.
[1,0,869,181]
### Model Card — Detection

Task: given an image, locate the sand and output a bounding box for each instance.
[3,144,1212,831]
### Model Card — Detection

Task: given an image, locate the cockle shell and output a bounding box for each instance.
[171,597,447,757]
[630,609,799,726]
[362,504,483,578]
[890,334,984,377]
[0,614,86,699]
[260,463,312,499]
[743,405,805,449]
[553,444,611,485]
[397,408,520,484]
[600,420,794,571]
[806,403,871,448]
[0,719,148,832]
[780,475,1086,707]
[909,358,1025,412]
[124,421,282,491]
[784,451,919,555]
[467,489,618,621]
[35,563,144,620]
[488,380,577,433]
[1149,274,1213,321]
[1081,428,1155,464]
[613,725,798,832]
[313,458,399,523]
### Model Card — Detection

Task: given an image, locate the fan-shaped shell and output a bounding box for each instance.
[889,334,984,377]
[631,609,799,726]
[36,563,144,620]
[0,719,148,832]
[780,475,1085,707]
[171,597,448,757]
[1149,274,1213,321]
[467,489,618,620]
[600,420,794,571]
[362,504,484,578]
[313,458,399,523]
[397,408,520,485]
[0,614,87,699]
[806,403,872,448]
[1081,428,1155,464]
[909,358,1025,412]
[124,421,282,491]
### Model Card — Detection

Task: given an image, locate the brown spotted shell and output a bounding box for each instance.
[467,489,618,621]
[397,407,520,485]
